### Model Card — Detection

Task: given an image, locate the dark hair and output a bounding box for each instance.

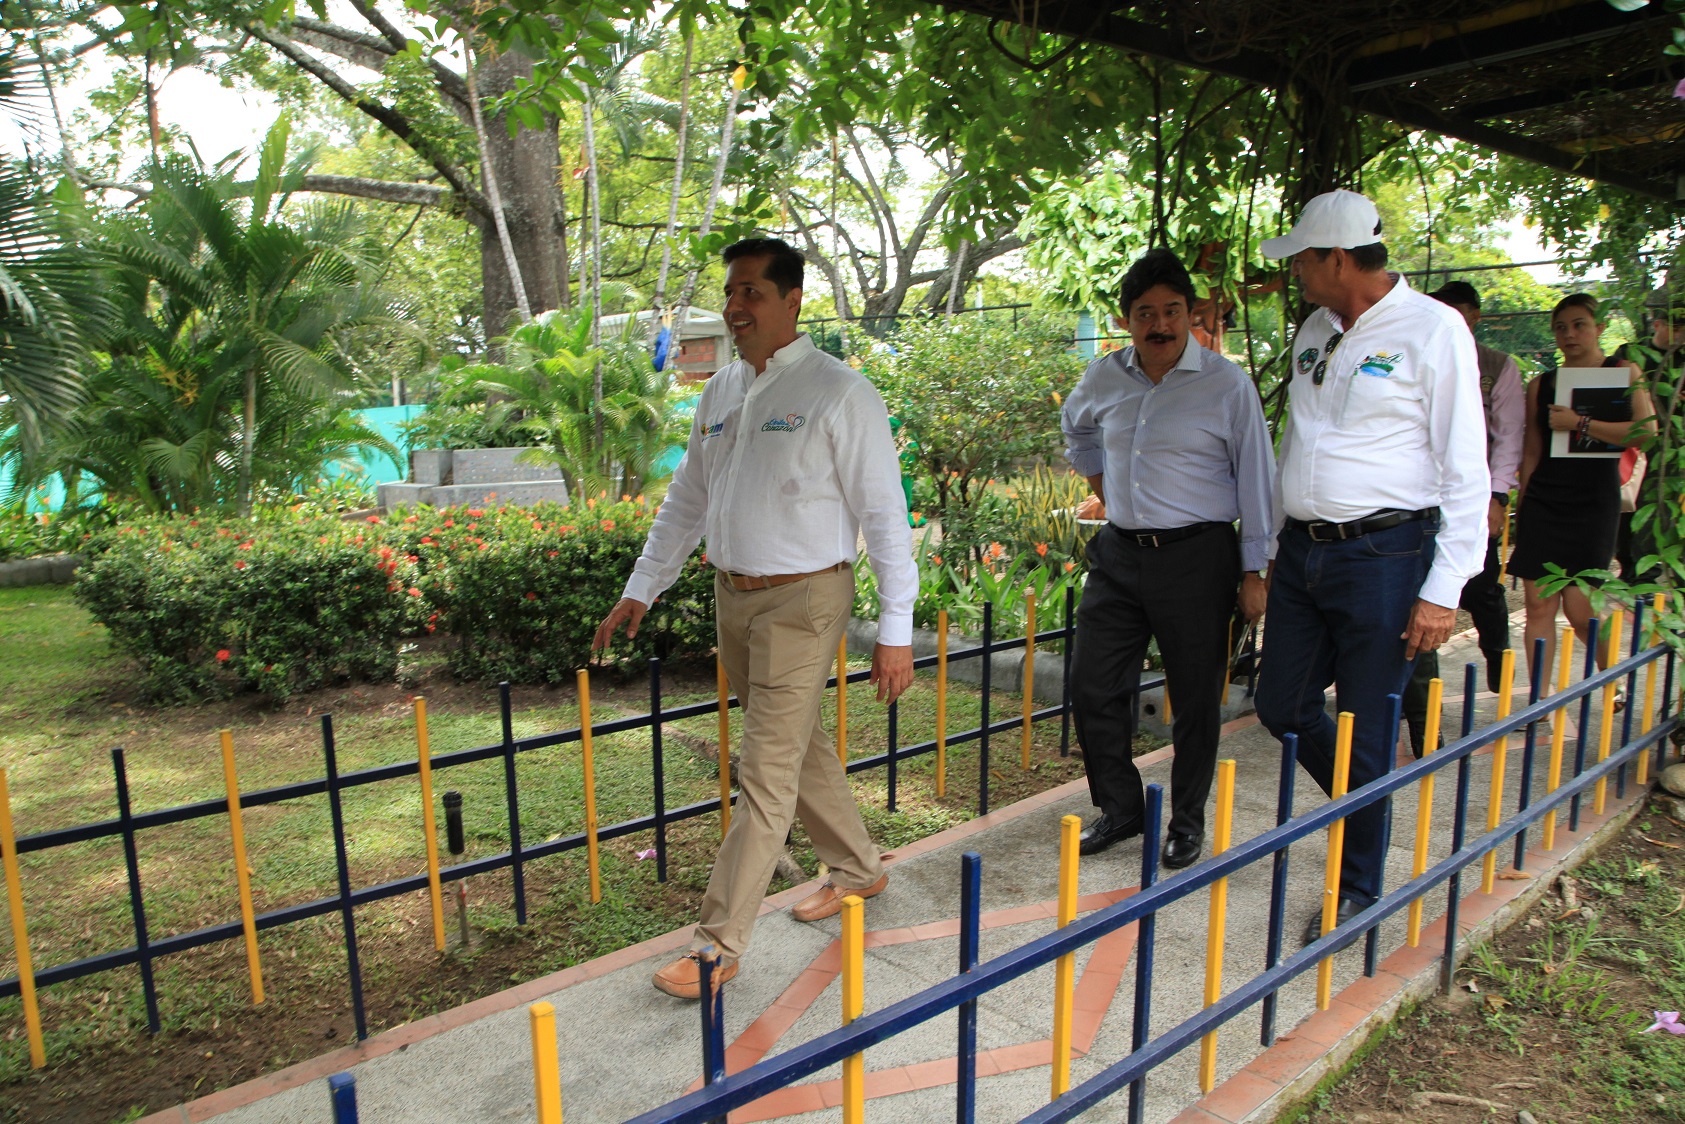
[1552,292,1599,322]
[1119,248,1197,315]
[1428,280,1480,310]
[722,237,805,296]
[1311,242,1389,271]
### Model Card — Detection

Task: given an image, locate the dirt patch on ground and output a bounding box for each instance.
[1300,793,1685,1124]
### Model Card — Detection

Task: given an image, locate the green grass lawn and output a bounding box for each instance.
[0,585,1100,1121]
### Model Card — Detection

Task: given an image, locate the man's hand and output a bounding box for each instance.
[593,597,649,652]
[1402,599,1456,660]
[870,643,914,705]
[1488,497,1507,537]
[1239,573,1268,622]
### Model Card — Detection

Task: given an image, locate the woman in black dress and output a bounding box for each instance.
[1511,293,1655,693]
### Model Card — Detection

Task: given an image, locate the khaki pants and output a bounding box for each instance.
[692,568,884,965]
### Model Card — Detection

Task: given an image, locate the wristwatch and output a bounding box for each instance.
[1491,491,1509,506]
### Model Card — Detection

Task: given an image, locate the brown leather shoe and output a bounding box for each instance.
[652,952,738,1000]
[791,872,889,923]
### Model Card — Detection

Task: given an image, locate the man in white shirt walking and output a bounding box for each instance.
[1254,191,1490,944]
[593,237,917,999]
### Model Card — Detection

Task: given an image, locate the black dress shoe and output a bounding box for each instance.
[1301,897,1365,946]
[1162,831,1203,870]
[1077,813,1142,856]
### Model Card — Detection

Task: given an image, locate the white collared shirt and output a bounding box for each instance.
[1271,274,1491,608]
[623,334,917,645]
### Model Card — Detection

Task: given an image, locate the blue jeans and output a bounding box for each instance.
[1256,518,1437,906]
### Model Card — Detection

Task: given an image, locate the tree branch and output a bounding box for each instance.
[244,23,487,215]
[344,0,471,110]
[290,18,395,72]
[302,174,450,205]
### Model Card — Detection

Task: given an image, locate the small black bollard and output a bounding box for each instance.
[442,791,470,950]
[443,790,465,855]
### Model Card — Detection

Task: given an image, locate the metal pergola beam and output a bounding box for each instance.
[1459,68,1679,121]
[921,0,1679,203]
[1348,3,1673,93]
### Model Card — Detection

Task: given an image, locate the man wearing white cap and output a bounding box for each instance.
[1253,189,1490,945]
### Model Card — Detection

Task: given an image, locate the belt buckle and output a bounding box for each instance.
[1143,533,1160,548]
[1307,522,1333,543]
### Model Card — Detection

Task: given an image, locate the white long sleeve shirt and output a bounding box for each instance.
[1270,274,1491,608]
[622,334,918,645]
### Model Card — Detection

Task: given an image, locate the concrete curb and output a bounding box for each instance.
[0,552,80,588]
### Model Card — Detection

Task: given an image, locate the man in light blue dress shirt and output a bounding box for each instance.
[1061,249,1275,870]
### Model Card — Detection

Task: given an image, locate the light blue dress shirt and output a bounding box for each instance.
[1061,338,1275,572]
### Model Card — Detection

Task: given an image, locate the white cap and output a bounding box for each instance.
[1259,190,1384,259]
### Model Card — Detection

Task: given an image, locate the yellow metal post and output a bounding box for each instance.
[716,658,732,838]
[1406,679,1443,948]
[936,610,949,799]
[1480,649,1517,894]
[1594,608,1623,815]
[1199,759,1237,1092]
[576,670,602,904]
[842,895,865,1124]
[0,767,45,1068]
[1023,591,1037,770]
[837,638,849,766]
[530,1001,563,1124]
[219,730,266,1001]
[1543,627,1575,852]
[1316,712,1354,1010]
[1052,813,1080,1099]
[1640,594,1666,785]
[413,700,447,953]
[1163,679,1172,726]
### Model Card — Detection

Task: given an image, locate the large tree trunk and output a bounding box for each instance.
[477,51,570,335]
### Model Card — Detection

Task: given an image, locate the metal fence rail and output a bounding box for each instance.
[0,583,1263,1066]
[624,607,1676,1124]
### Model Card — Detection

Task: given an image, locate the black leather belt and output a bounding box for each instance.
[1285,508,1436,543]
[1109,521,1228,548]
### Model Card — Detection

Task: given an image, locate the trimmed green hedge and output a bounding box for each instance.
[74,499,715,701]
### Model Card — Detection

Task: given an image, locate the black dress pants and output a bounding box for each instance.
[1070,522,1240,838]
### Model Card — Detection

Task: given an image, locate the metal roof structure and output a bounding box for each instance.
[924,0,1685,202]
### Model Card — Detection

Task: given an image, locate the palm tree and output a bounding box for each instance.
[0,50,95,473]
[445,303,675,497]
[106,120,410,512]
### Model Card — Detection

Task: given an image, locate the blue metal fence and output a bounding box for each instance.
[626,611,1676,1124]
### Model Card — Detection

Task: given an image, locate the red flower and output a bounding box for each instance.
[238,541,254,550]
[408,587,422,597]
[378,546,394,560]
[234,560,247,570]
[467,508,484,518]
[547,550,559,558]
[443,519,455,528]
[426,623,436,633]
[601,520,616,531]
[404,515,418,523]
[420,537,434,546]
[216,649,231,662]
[366,515,381,524]
[525,591,538,600]
[467,522,477,531]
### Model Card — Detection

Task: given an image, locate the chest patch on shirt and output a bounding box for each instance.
[700,421,725,441]
[761,413,806,433]
[1356,353,1403,378]
[1297,347,1318,375]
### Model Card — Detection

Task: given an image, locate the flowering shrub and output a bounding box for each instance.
[72,497,717,701]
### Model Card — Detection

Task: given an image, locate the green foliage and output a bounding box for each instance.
[74,513,418,701]
[413,497,715,683]
[69,498,718,700]
[860,314,1083,568]
[0,503,105,562]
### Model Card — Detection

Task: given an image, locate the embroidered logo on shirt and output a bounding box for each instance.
[700,421,725,441]
[761,413,806,433]
[1297,347,1318,375]
[1356,353,1403,378]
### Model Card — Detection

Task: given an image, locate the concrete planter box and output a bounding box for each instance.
[844,615,1255,741]
[378,447,569,511]
[0,553,82,588]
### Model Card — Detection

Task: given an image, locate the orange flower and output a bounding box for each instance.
[234,560,247,570]
[366,515,381,524]
[601,519,616,531]
[1063,561,1076,572]
[1035,542,1048,557]
[930,554,943,566]
[988,542,1004,559]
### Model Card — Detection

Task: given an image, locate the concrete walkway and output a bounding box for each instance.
[140,613,1656,1124]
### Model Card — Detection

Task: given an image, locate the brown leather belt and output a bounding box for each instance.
[716,561,849,591]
